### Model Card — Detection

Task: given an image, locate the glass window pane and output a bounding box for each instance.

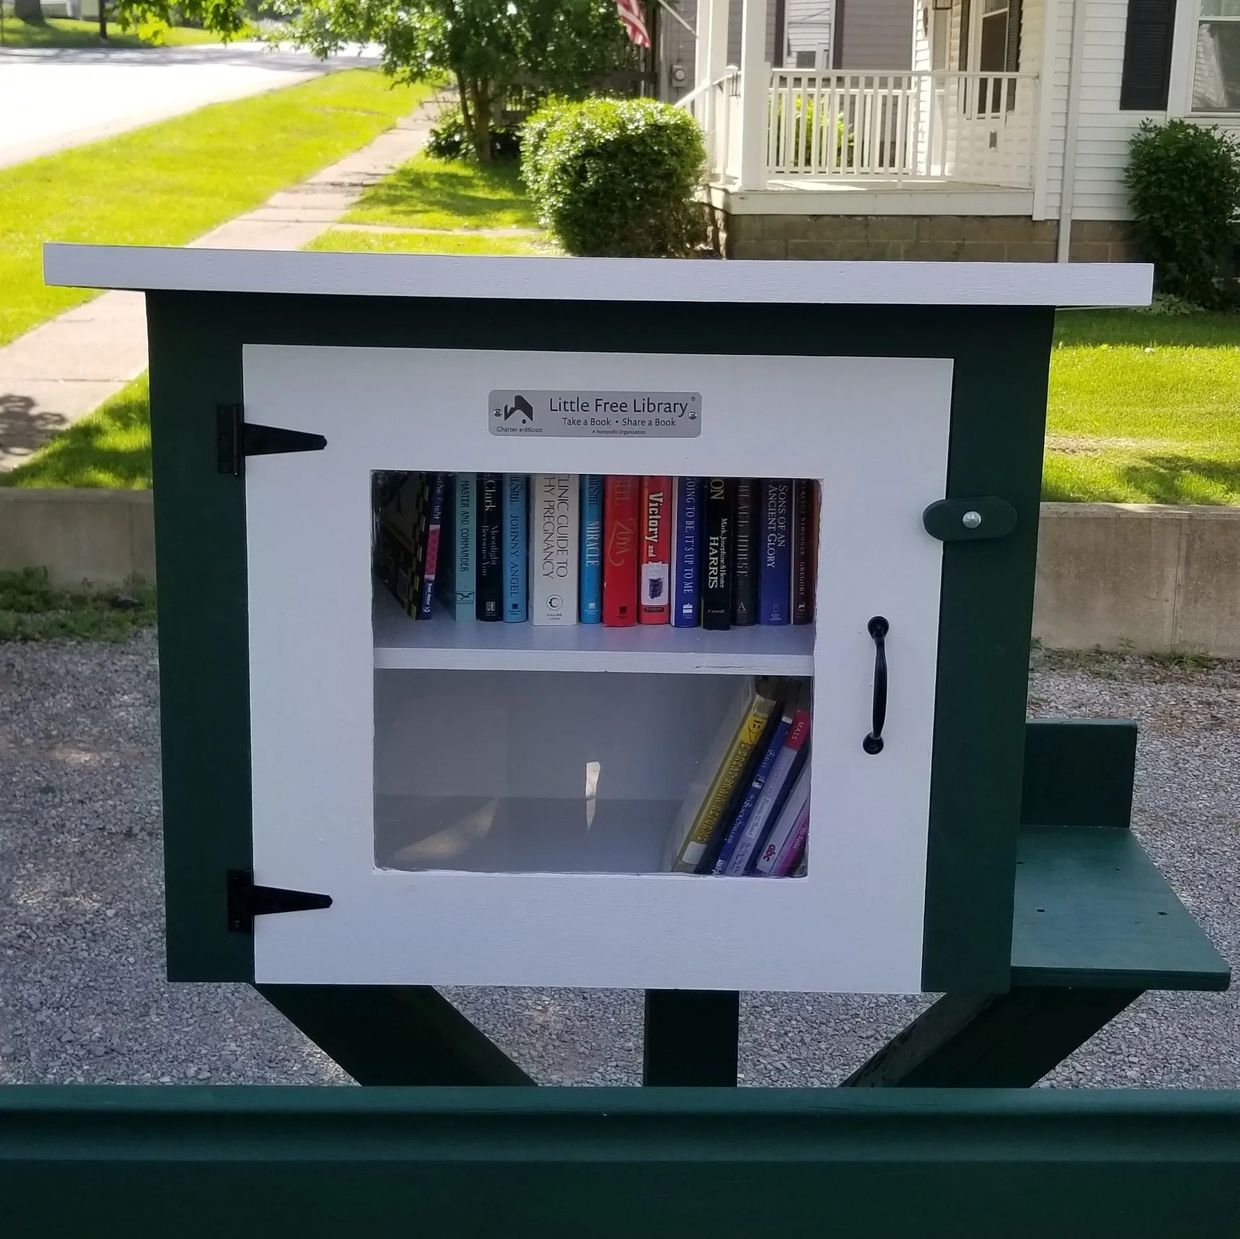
[983,0,1008,13]
[1200,0,1240,18]
[1195,20,1240,110]
[979,11,1008,71]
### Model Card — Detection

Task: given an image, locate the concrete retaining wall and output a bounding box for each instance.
[1,491,1237,658]
[0,489,154,588]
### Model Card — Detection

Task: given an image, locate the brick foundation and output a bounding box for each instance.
[712,210,1139,263]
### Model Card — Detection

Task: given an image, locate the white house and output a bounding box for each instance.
[675,0,1236,260]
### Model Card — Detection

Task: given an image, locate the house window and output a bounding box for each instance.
[795,50,817,68]
[978,0,1011,73]
[1194,0,1240,110]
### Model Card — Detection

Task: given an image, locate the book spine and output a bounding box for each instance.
[417,471,448,619]
[710,711,793,875]
[771,802,810,877]
[531,474,578,625]
[672,692,779,873]
[503,474,528,622]
[409,473,432,620]
[702,477,734,631]
[732,479,758,626]
[603,475,639,627]
[723,708,810,875]
[754,765,810,876]
[638,475,672,624]
[792,479,814,625]
[758,478,793,625]
[579,475,604,624]
[476,473,503,621]
[453,472,476,622]
[671,477,702,628]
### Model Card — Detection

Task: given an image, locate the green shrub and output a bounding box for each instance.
[1126,118,1240,306]
[521,97,706,257]
[427,105,522,163]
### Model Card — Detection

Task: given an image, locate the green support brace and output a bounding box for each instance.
[256,985,533,1086]
[840,988,1142,1087]
[643,990,739,1085]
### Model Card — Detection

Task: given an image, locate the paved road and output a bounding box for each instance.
[0,42,380,169]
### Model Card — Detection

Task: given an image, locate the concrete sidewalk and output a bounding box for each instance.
[0,99,439,473]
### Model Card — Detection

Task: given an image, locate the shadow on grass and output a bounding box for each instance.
[0,380,152,490]
[1042,451,1240,505]
[356,158,537,228]
[1054,309,1240,349]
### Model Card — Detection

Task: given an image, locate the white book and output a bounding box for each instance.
[530,474,579,625]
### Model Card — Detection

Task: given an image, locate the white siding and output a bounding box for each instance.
[1039,0,1240,221]
[837,0,915,67]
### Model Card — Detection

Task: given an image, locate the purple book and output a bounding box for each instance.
[758,479,792,625]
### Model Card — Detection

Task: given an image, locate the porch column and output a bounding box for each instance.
[695,0,728,95]
[739,0,771,190]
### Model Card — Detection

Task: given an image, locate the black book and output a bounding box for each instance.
[732,478,758,626]
[477,473,503,621]
[702,477,735,631]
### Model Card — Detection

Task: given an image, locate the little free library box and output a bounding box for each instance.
[45,247,1170,1004]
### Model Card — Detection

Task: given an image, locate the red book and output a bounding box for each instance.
[603,475,639,626]
[639,475,672,624]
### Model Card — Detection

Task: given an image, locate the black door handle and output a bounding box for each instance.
[863,616,888,755]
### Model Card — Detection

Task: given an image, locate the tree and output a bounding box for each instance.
[112,0,635,163]
[13,0,46,24]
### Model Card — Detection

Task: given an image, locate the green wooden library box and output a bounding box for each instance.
[46,246,1150,996]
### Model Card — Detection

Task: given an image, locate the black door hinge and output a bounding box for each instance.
[227,868,333,933]
[217,404,327,476]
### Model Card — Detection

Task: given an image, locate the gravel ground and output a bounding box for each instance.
[0,633,1235,1088]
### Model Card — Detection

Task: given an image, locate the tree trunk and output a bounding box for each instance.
[13,0,46,25]
[98,1,107,39]
[466,80,493,166]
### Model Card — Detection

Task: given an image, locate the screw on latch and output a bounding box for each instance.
[961,510,983,530]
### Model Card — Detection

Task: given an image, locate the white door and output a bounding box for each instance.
[241,344,953,993]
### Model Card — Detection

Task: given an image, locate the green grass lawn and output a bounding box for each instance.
[308,229,552,256]
[339,153,540,231]
[3,374,151,490]
[0,15,222,47]
[1045,310,1240,504]
[1,68,430,348]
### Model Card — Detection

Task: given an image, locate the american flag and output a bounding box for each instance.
[616,0,651,48]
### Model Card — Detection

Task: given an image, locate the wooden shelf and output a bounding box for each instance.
[372,589,815,674]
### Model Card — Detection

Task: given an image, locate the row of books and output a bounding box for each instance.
[374,472,818,628]
[665,677,810,878]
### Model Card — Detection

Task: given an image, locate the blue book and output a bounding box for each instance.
[579,474,604,625]
[436,473,476,621]
[671,476,702,628]
[709,709,793,875]
[503,473,528,622]
[758,479,793,625]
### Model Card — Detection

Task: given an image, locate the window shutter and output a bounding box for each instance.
[1006,0,1023,71]
[1120,0,1177,110]
[959,0,972,69]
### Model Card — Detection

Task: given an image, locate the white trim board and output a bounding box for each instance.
[43,243,1152,307]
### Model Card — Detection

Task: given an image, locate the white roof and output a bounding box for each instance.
[43,244,1153,307]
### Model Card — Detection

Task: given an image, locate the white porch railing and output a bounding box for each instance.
[765,69,1040,189]
[679,65,743,183]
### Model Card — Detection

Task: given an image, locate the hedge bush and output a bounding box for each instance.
[521,98,707,256]
[1126,118,1240,306]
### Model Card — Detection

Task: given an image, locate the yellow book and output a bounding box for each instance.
[667,677,784,873]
